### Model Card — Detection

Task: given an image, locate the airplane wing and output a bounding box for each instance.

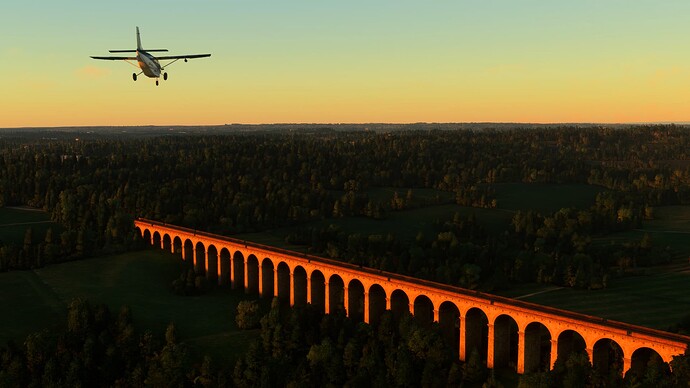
[155,54,211,60]
[90,56,137,60]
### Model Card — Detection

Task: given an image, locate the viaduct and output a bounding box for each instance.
[134,218,689,376]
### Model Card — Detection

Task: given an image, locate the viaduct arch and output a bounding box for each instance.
[135,219,689,375]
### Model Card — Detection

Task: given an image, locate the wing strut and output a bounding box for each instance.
[161,58,183,70]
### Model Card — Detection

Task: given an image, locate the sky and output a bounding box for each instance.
[1,1,690,127]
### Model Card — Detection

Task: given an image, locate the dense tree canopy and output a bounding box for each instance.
[2,125,690,289]
[233,298,466,387]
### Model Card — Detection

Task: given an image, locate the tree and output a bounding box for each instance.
[67,298,93,334]
[24,331,49,377]
[236,301,261,330]
[669,354,690,387]
[552,352,593,387]
[43,227,56,264]
[517,371,551,388]
[145,324,189,388]
[165,322,178,345]
[306,338,344,385]
[463,349,487,383]
[21,227,35,267]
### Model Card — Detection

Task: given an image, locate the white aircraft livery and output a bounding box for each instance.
[91,27,211,86]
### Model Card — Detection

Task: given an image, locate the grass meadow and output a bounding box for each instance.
[0,207,58,245]
[492,182,605,214]
[516,268,690,330]
[238,183,604,248]
[636,205,690,258]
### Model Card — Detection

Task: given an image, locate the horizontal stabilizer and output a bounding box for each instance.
[156,53,211,60]
[91,56,137,61]
[109,49,168,53]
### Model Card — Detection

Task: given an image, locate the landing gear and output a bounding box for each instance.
[155,79,159,86]
[163,72,168,81]
[132,73,137,81]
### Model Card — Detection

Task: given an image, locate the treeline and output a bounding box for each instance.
[0,217,138,272]
[0,223,134,272]
[0,299,229,387]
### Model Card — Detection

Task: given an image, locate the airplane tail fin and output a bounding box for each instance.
[133,27,167,52]
[136,26,142,51]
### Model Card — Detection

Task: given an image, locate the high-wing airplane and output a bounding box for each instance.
[91,27,211,86]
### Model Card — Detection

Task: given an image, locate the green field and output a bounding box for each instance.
[637,205,690,258]
[239,183,604,248]
[0,250,257,363]
[0,206,59,245]
[514,266,690,330]
[238,203,515,250]
[591,205,690,260]
[238,182,636,274]
[0,270,64,341]
[492,183,605,213]
[0,207,50,224]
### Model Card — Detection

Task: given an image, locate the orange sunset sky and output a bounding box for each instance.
[2,1,690,127]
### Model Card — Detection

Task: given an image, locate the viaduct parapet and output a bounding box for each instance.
[134,218,689,376]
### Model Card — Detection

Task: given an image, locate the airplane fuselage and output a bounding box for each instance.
[137,51,161,78]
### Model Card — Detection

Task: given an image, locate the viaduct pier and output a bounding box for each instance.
[134,218,689,375]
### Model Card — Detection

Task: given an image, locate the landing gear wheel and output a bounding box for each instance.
[163,72,168,81]
[132,73,137,81]
[156,79,159,86]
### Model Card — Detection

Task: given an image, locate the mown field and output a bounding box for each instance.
[515,267,690,330]
[0,249,257,363]
[492,183,606,214]
[0,206,58,244]
[238,183,606,248]
[634,205,690,258]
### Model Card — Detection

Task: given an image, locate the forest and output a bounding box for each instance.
[2,125,689,290]
[2,124,690,386]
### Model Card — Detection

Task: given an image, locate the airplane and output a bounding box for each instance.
[90,27,211,86]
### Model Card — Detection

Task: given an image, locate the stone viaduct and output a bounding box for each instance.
[135,218,689,376]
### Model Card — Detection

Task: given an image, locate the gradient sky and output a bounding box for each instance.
[2,1,690,127]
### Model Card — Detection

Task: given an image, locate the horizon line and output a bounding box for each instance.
[3,121,690,130]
